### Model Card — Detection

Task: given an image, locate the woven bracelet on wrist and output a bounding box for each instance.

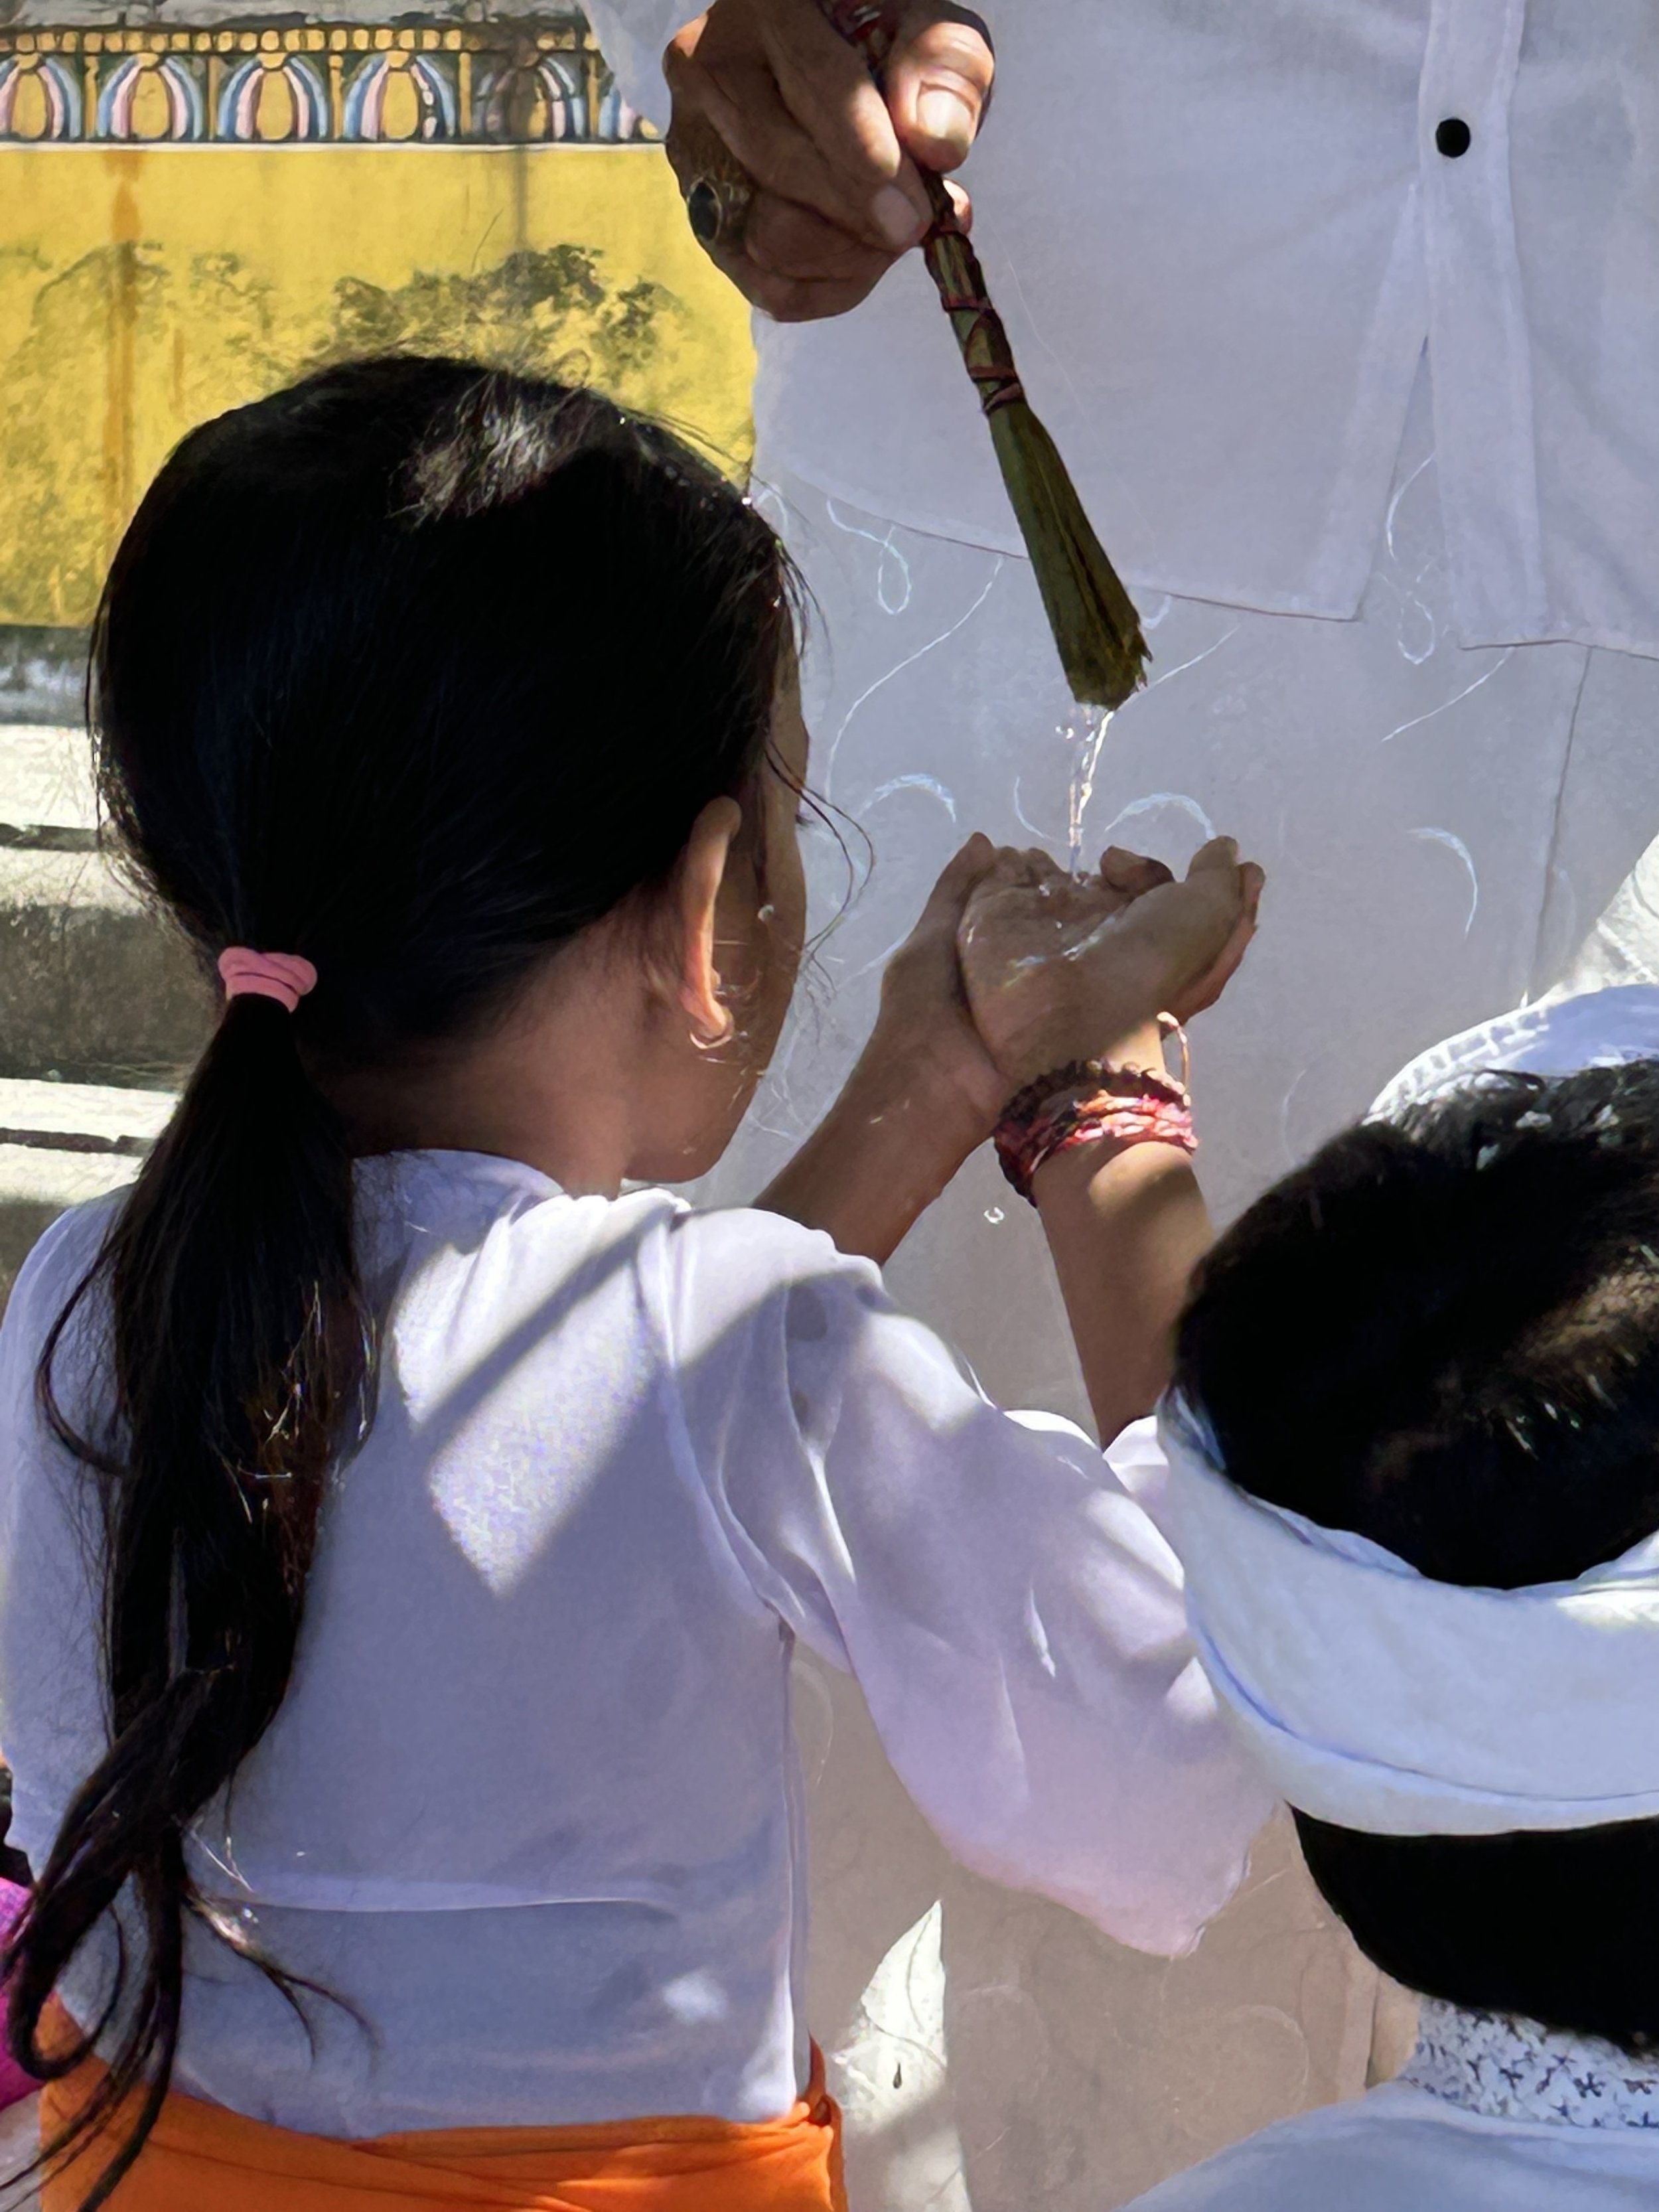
[993,1026,1196,1205]
[998,1055,1189,1132]
[995,1090,1196,1203]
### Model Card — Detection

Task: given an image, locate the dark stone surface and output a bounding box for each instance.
[0,627,89,728]
[0,899,212,1086]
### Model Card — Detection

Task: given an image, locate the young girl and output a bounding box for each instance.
[0,359,1267,2211]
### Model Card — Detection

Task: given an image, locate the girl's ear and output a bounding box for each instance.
[663,796,744,1045]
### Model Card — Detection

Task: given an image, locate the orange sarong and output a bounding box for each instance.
[38,2018,845,2212]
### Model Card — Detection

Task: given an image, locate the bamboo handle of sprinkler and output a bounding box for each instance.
[821,0,1149,711]
[912,169,1027,423]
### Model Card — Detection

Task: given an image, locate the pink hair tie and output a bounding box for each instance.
[217,946,318,1015]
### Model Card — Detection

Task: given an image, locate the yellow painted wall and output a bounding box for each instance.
[0,145,755,626]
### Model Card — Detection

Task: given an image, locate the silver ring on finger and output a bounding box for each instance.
[685,171,756,256]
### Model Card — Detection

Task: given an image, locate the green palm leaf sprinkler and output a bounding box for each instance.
[831,1,1149,711]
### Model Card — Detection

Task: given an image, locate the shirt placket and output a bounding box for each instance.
[1421,0,1548,646]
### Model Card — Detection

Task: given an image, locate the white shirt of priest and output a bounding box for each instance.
[584,0,1659,657]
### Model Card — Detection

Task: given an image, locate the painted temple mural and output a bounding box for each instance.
[0,11,753,634]
[0,20,647,145]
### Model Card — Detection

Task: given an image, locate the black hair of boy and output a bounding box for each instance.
[1174,1061,1659,2056]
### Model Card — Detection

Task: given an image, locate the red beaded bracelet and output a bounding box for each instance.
[993,1020,1196,1204]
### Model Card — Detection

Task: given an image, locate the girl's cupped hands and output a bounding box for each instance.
[760,835,1260,1266]
[869,833,1263,1140]
[954,837,1265,1094]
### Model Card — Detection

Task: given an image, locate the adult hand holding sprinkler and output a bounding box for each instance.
[664,0,1146,707]
[663,0,991,319]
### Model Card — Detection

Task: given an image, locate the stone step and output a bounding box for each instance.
[0,726,212,1086]
[0,721,97,834]
[0,1075,175,1151]
[0,721,200,1302]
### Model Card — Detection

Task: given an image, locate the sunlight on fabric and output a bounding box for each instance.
[420,1274,642,1594]
[830,1900,970,2211]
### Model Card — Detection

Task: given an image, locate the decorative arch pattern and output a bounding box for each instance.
[0,53,82,138]
[342,50,458,140]
[474,50,584,141]
[0,23,658,144]
[217,52,329,141]
[96,52,206,140]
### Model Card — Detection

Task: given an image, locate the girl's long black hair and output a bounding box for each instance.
[5,359,797,2204]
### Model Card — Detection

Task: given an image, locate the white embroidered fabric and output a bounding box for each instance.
[1402,1999,1659,2132]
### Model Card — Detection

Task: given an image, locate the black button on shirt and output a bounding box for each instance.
[1436,117,1473,158]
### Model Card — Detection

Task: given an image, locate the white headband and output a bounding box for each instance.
[1371,982,1659,1120]
[1162,983,1659,1838]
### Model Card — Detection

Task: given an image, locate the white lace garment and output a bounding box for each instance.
[1402,1998,1659,2131]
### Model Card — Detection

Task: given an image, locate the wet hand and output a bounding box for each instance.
[869,832,1009,1138]
[958,838,1265,1091]
[664,0,993,321]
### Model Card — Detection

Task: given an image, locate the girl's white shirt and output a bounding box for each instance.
[0,1151,1269,2137]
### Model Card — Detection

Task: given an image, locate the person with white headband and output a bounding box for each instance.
[1108,981,1659,2211]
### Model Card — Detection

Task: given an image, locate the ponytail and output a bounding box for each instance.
[8,992,370,2205]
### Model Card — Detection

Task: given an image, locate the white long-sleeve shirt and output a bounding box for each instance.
[584,0,1659,658]
[0,1151,1269,2137]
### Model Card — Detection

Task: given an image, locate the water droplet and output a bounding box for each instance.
[984,1205,1005,1224]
